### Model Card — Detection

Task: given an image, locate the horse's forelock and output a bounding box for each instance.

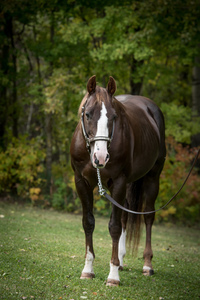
[95,87,110,105]
[78,87,111,117]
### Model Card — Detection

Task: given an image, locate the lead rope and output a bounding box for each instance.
[96,149,200,215]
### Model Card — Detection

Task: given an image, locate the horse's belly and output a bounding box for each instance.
[127,146,160,182]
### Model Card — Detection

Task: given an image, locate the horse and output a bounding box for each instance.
[70,75,166,286]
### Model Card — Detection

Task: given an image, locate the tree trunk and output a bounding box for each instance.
[130,57,143,95]
[45,112,53,190]
[45,11,55,194]
[9,15,18,138]
[0,15,9,149]
[192,55,200,147]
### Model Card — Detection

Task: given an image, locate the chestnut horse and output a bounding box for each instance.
[70,75,166,286]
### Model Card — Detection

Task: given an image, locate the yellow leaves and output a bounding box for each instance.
[159,206,176,219]
[30,187,41,195]
[67,175,76,193]
[29,188,43,204]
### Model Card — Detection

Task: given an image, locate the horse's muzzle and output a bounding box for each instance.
[93,152,110,168]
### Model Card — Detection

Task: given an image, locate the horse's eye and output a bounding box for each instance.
[112,114,117,121]
[85,112,90,120]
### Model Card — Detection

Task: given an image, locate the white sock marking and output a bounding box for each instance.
[108,262,120,281]
[143,266,151,271]
[82,246,94,274]
[118,229,126,268]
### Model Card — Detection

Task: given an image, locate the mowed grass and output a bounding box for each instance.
[0,202,200,300]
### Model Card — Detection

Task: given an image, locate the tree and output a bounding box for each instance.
[192,54,200,146]
[0,0,199,215]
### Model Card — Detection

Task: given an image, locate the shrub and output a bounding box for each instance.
[0,136,45,199]
[156,136,200,224]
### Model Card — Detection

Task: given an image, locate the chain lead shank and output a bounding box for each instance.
[97,168,106,196]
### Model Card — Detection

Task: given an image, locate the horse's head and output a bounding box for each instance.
[80,75,117,169]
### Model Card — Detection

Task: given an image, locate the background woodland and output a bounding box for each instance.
[0,0,200,224]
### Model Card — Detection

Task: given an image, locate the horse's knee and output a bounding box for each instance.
[108,222,122,241]
[82,212,95,234]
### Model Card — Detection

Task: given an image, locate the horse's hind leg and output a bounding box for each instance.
[118,201,128,270]
[75,173,95,279]
[142,173,160,276]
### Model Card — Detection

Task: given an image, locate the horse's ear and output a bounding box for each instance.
[107,76,117,96]
[87,75,96,95]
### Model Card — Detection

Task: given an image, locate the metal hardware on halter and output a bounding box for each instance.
[81,100,115,153]
[97,168,106,196]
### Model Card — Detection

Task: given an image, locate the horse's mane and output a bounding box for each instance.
[78,93,88,117]
[78,87,110,117]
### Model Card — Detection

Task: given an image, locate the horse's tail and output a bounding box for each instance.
[125,179,144,255]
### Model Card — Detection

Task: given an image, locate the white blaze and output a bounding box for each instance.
[92,102,109,167]
[96,102,108,137]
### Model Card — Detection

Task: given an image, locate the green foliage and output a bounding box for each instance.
[156,137,200,224]
[51,162,81,213]
[0,0,200,224]
[52,179,67,210]
[93,187,111,217]
[0,136,45,198]
[161,103,200,143]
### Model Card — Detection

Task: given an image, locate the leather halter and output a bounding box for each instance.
[81,100,115,153]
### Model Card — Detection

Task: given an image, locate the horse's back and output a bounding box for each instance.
[116,94,165,138]
[115,95,163,124]
[115,94,166,160]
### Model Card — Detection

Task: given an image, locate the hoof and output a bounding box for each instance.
[106,279,120,286]
[80,272,95,279]
[143,268,154,276]
[119,266,123,271]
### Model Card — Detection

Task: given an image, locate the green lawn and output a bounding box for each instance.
[0,202,199,300]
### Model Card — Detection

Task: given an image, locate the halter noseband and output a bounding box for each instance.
[81,100,115,153]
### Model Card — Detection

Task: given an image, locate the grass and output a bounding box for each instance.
[0,202,200,300]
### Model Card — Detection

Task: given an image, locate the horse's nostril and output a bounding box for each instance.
[94,154,99,166]
[95,158,99,165]
[106,154,110,162]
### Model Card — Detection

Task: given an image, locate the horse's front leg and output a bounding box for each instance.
[107,177,126,286]
[75,173,95,279]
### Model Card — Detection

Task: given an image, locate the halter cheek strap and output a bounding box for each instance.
[81,101,115,153]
